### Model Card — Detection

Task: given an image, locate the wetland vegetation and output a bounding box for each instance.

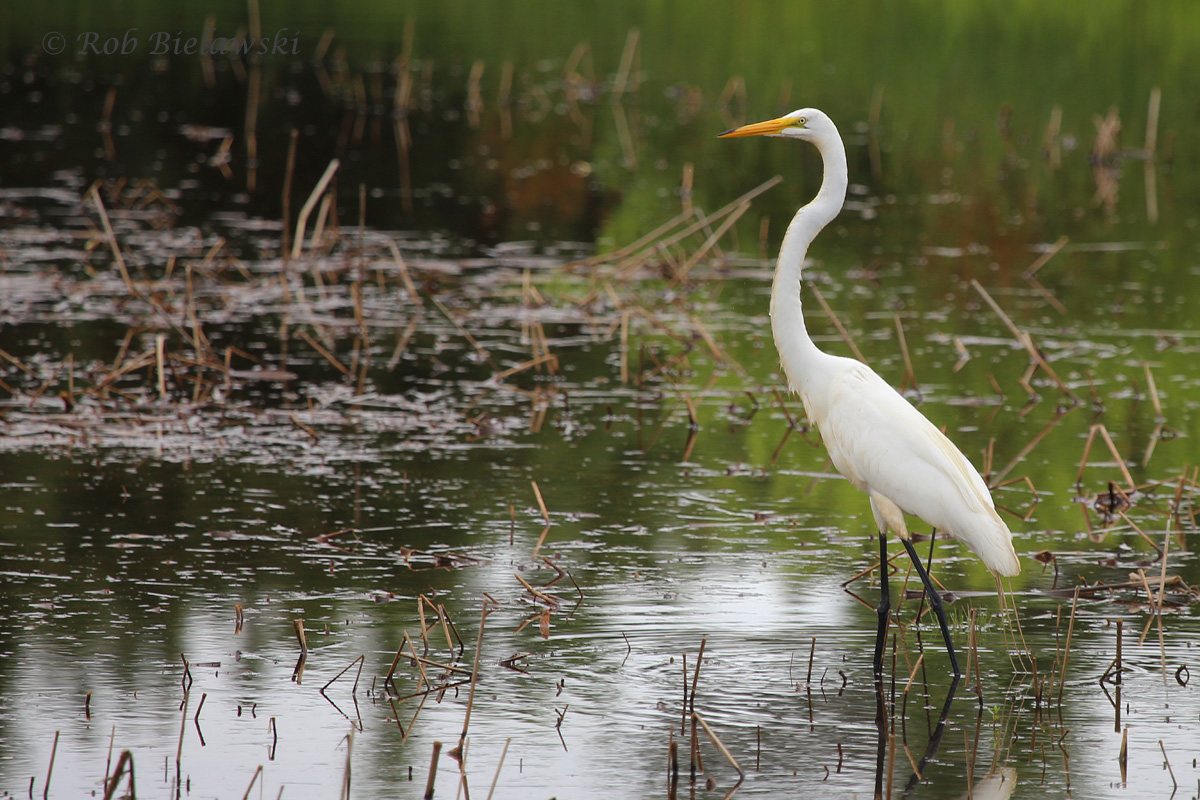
[1,2,1199,798]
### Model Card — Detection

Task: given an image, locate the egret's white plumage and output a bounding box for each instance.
[721,108,1020,673]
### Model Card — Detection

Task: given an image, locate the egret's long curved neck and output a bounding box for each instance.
[771,128,849,392]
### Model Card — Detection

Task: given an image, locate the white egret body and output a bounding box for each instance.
[720,109,1020,675]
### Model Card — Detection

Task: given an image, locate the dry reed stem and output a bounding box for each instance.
[1158,740,1177,790]
[689,315,733,369]
[405,629,433,695]
[1143,363,1164,419]
[531,525,551,560]
[1077,424,1137,493]
[459,601,491,750]
[570,209,693,270]
[969,279,1079,401]
[1115,510,1163,557]
[102,751,135,800]
[424,741,442,800]
[322,654,365,693]
[611,28,640,103]
[691,712,745,799]
[1056,588,1079,702]
[1023,236,1071,313]
[530,480,551,526]
[384,632,414,690]
[1134,569,1167,676]
[293,619,308,653]
[386,240,423,305]
[574,177,782,272]
[901,654,925,696]
[1145,87,1162,156]
[808,285,866,363]
[42,730,58,800]
[485,737,511,800]
[432,297,498,369]
[689,638,707,717]
[1025,235,1070,279]
[515,572,559,607]
[612,104,637,170]
[892,315,918,391]
[193,692,207,724]
[291,158,341,260]
[1026,276,1069,315]
[992,409,1069,487]
[240,765,263,800]
[296,329,351,375]
[1118,727,1128,782]
[668,200,750,286]
[88,189,139,298]
[493,354,559,381]
[387,314,422,370]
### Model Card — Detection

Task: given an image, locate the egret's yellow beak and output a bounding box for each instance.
[717,116,799,138]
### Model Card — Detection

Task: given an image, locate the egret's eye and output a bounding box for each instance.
[797,117,807,126]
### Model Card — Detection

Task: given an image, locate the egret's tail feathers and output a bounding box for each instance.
[988,544,1021,577]
[973,514,1021,576]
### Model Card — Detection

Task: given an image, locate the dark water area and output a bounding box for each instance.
[2,2,1200,798]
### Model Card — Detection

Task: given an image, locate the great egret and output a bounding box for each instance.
[719,109,1020,676]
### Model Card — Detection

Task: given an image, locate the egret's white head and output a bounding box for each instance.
[718,108,835,142]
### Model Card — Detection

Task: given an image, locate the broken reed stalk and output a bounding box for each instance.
[293,619,309,653]
[901,654,925,696]
[969,279,1079,402]
[88,188,139,298]
[692,712,746,796]
[485,737,511,800]
[291,158,341,260]
[459,601,490,750]
[1056,588,1080,702]
[175,690,190,774]
[1077,424,1137,493]
[322,655,366,693]
[1145,87,1161,156]
[154,334,167,399]
[805,637,815,685]
[808,284,866,363]
[1144,363,1164,419]
[424,741,442,800]
[1118,727,1128,782]
[280,128,299,270]
[611,27,640,102]
[102,751,135,800]
[493,354,560,382]
[240,765,264,800]
[893,315,918,391]
[568,176,781,271]
[1023,236,1070,313]
[530,480,551,525]
[339,727,354,800]
[386,240,423,305]
[42,730,59,800]
[296,329,351,376]
[668,200,750,286]
[1158,740,1177,790]
[1025,235,1070,279]
[688,638,707,720]
[432,297,498,369]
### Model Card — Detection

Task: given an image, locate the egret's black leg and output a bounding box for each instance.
[901,537,961,677]
[872,531,890,674]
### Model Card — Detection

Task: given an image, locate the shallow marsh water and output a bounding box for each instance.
[3,3,1200,799]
